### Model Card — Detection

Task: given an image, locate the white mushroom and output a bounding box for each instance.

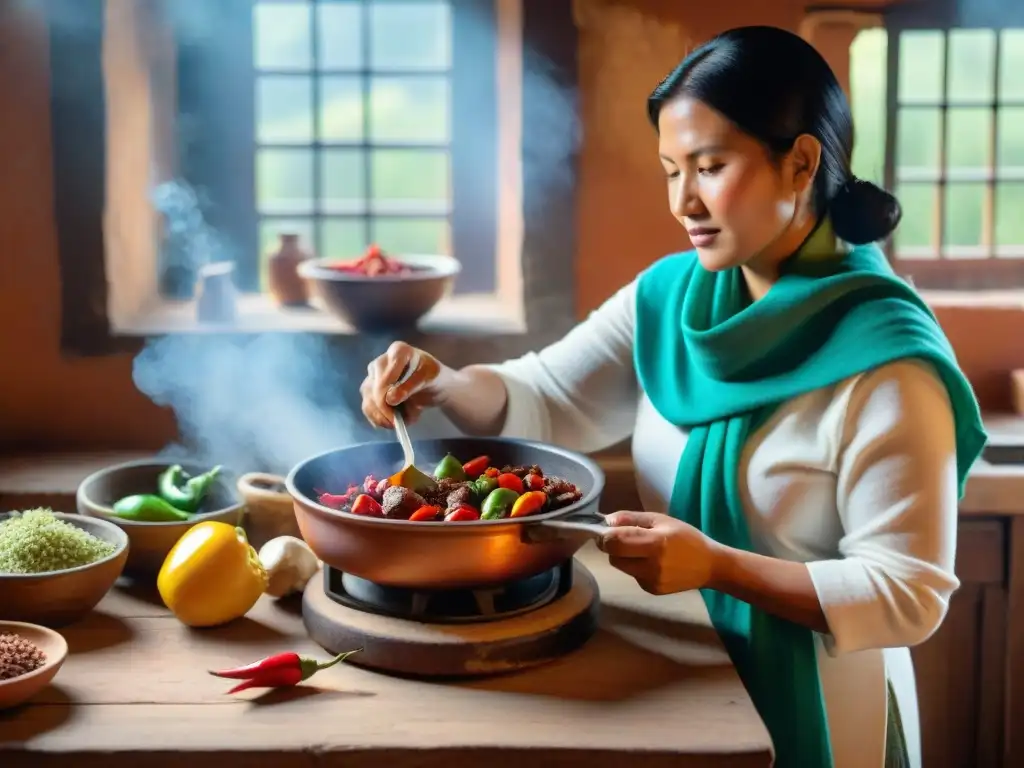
[258,536,321,598]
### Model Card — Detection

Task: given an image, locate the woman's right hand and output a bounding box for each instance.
[359,342,445,428]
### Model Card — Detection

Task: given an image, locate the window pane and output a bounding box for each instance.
[372,217,450,254]
[257,76,313,142]
[850,29,888,185]
[894,183,935,251]
[943,183,985,248]
[945,108,991,169]
[318,2,363,70]
[259,219,315,288]
[254,3,311,70]
[896,108,941,172]
[947,29,995,104]
[997,107,1024,169]
[370,76,449,143]
[372,149,449,212]
[321,219,367,259]
[996,183,1024,248]
[999,30,1024,102]
[898,31,944,104]
[370,2,451,70]
[257,149,314,214]
[322,150,366,214]
[320,77,364,141]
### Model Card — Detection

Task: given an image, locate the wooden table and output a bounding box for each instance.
[0,546,772,767]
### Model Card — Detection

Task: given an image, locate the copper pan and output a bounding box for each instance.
[240,437,607,589]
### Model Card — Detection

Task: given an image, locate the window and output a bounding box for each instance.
[851,7,1024,289]
[172,0,498,296]
[254,1,452,275]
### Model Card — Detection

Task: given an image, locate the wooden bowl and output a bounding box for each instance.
[298,254,460,331]
[0,621,68,710]
[77,459,244,578]
[0,512,128,627]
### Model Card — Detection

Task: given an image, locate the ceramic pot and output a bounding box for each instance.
[268,233,312,307]
[196,261,238,324]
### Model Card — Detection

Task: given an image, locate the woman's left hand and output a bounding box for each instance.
[598,511,723,595]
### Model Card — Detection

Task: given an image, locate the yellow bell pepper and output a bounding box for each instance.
[157,521,268,628]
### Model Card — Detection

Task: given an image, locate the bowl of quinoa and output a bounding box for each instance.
[0,509,128,627]
[0,621,68,710]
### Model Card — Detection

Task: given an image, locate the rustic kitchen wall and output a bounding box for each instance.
[0,0,1022,450]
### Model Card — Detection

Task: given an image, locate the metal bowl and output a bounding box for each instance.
[280,437,608,589]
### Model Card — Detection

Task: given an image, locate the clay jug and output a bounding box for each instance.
[267,233,312,306]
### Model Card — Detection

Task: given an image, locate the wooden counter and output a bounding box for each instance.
[3,428,1023,768]
[0,546,772,768]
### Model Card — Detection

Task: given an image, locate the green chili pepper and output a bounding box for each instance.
[113,494,193,522]
[480,488,519,520]
[432,454,467,482]
[471,475,498,502]
[158,464,222,513]
[158,465,193,510]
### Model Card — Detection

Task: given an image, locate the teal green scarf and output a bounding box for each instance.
[633,223,987,767]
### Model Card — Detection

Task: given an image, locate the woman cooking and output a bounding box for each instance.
[359,26,986,768]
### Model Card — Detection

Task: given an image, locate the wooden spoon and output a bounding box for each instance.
[387,359,437,494]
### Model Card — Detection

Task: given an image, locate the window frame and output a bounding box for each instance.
[881,1,1024,289]
[173,0,498,296]
[49,0,581,357]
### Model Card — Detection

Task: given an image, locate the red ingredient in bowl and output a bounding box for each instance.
[497,473,525,494]
[350,494,385,517]
[326,244,417,277]
[409,505,443,521]
[445,504,481,522]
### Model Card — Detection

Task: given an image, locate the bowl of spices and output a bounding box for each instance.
[77,459,244,577]
[0,509,128,627]
[0,621,68,710]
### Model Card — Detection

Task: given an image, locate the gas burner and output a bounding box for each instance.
[325,561,572,624]
[302,559,600,678]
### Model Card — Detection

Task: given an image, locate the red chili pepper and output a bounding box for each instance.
[497,473,525,494]
[445,504,481,522]
[350,494,384,517]
[524,473,544,491]
[409,505,442,521]
[318,491,350,509]
[209,649,360,694]
[462,455,490,478]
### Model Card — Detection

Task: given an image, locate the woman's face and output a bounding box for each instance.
[657,94,817,275]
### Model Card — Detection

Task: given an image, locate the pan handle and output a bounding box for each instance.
[237,472,292,506]
[523,508,609,543]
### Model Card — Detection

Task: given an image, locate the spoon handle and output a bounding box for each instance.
[392,355,418,467]
[393,409,415,468]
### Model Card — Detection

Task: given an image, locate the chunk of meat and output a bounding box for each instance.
[381,486,426,519]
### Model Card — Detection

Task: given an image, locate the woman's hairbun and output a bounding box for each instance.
[828,177,902,245]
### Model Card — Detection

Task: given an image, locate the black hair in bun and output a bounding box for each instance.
[828,177,903,245]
